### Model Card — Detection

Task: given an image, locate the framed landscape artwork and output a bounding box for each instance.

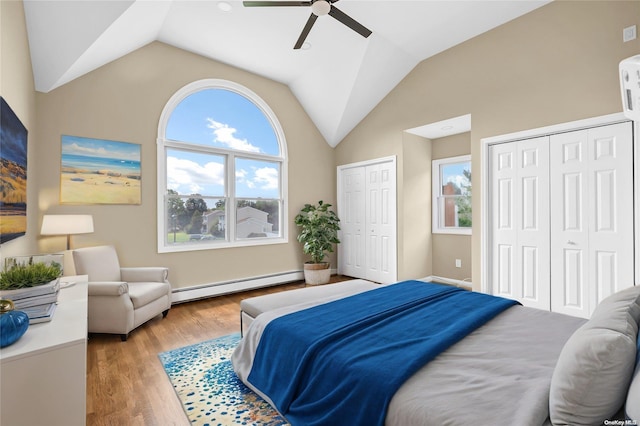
[0,97,28,244]
[61,135,141,204]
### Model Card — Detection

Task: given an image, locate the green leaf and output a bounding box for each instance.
[0,262,63,290]
[294,200,341,264]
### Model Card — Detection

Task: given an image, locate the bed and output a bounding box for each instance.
[232,280,640,426]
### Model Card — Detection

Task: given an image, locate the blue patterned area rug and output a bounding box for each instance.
[159,333,289,426]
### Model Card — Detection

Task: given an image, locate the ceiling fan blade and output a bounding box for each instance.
[243,1,311,6]
[294,13,318,49]
[328,5,372,38]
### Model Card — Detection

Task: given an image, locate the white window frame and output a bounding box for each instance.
[432,154,471,235]
[156,79,288,253]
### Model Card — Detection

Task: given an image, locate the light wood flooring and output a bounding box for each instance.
[86,276,352,426]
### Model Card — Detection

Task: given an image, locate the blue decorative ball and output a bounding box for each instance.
[0,299,29,348]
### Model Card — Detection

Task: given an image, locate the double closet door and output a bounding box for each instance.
[489,122,634,318]
[338,158,397,284]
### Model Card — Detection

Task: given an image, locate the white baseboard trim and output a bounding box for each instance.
[171,269,337,304]
[420,275,473,290]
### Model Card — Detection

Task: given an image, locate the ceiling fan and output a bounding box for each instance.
[243,0,372,49]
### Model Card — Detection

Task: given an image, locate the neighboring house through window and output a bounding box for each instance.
[157,79,288,252]
[432,155,471,235]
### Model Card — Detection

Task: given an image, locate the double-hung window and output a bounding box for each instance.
[432,155,472,235]
[157,79,287,252]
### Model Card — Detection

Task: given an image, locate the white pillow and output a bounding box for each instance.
[625,337,640,421]
[550,286,640,426]
[549,327,636,425]
[591,286,640,335]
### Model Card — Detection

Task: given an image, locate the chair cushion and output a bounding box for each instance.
[73,245,121,281]
[127,282,171,309]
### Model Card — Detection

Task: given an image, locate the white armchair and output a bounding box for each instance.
[72,245,172,341]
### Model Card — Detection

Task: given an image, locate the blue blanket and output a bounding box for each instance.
[247,281,519,426]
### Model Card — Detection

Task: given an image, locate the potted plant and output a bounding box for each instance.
[0,260,62,292]
[294,200,341,285]
[0,260,62,330]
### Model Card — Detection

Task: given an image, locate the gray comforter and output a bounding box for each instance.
[233,292,585,426]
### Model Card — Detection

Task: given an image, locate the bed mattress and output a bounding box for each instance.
[386,305,585,426]
[233,286,586,426]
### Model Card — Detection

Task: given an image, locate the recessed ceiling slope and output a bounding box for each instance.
[56,1,173,91]
[22,0,550,147]
[23,0,136,92]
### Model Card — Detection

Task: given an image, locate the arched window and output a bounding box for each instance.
[157,79,288,252]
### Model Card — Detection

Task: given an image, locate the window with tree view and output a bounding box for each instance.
[432,155,471,235]
[158,80,287,252]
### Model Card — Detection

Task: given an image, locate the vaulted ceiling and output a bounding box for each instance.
[23,0,550,146]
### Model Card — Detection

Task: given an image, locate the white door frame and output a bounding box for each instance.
[481,112,633,295]
[337,156,398,283]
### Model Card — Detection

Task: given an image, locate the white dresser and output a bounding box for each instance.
[0,275,88,426]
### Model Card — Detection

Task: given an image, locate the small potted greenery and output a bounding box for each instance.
[0,260,63,292]
[0,260,62,346]
[294,200,341,285]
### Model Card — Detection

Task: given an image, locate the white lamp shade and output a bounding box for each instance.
[41,215,94,235]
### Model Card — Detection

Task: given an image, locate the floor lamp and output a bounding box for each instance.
[41,214,94,250]
[41,215,94,275]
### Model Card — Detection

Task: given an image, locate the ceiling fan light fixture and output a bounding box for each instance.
[311,0,330,16]
[244,0,371,49]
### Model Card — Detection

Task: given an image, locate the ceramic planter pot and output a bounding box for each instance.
[303,262,331,285]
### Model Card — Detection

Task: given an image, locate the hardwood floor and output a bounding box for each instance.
[86,276,352,426]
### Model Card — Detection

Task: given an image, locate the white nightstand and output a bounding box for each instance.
[0,275,88,426]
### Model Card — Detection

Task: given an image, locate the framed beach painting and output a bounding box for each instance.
[0,97,28,244]
[61,135,141,204]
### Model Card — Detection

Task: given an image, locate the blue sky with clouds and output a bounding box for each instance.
[165,89,280,199]
[62,135,140,161]
[442,161,471,195]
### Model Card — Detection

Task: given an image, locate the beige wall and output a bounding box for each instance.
[5,1,640,293]
[431,132,472,281]
[0,1,39,261]
[401,132,432,280]
[30,42,335,289]
[431,132,470,160]
[337,1,640,290]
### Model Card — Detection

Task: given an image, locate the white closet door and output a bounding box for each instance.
[550,122,634,318]
[337,158,397,284]
[516,137,551,310]
[489,137,550,309]
[550,130,589,317]
[588,123,634,304]
[338,166,366,278]
[365,162,397,284]
[490,142,518,301]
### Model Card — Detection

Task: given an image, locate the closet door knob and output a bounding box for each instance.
[567,240,577,245]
